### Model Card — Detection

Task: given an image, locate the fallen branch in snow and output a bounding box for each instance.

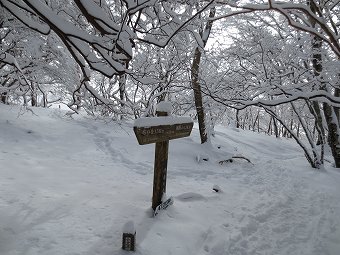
[219,156,253,165]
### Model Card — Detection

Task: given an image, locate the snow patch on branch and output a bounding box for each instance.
[2,0,50,34]
[134,116,193,128]
[156,101,173,114]
[0,52,22,71]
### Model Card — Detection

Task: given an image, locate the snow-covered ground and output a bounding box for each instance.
[1,104,340,255]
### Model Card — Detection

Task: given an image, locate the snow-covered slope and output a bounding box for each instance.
[1,105,340,255]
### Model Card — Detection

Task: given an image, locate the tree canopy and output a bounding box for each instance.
[1,0,340,168]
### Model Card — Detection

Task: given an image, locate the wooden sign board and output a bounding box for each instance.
[134,122,193,145]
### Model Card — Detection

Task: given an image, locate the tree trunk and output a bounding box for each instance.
[31,87,37,107]
[37,83,47,107]
[311,101,324,145]
[334,86,340,121]
[323,103,340,167]
[267,117,272,135]
[119,74,125,107]
[191,47,208,144]
[313,38,340,166]
[272,116,279,138]
[308,0,338,166]
[236,109,240,128]
[118,60,129,119]
[190,7,215,144]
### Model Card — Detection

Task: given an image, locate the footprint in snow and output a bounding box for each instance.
[175,192,207,202]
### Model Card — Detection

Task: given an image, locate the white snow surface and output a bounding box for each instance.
[122,221,135,234]
[134,116,193,127]
[1,104,340,255]
[156,101,173,114]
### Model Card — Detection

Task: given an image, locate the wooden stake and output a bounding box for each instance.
[152,139,169,210]
[152,110,169,211]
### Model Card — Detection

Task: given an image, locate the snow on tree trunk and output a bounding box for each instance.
[191,47,208,144]
[190,7,215,144]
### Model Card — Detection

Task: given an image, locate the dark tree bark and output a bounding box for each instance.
[272,115,279,138]
[323,103,340,167]
[236,109,240,128]
[191,47,208,143]
[309,0,340,167]
[191,7,215,144]
[31,90,37,107]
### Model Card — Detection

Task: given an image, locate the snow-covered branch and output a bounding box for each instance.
[212,0,340,58]
[207,90,340,110]
[1,0,217,80]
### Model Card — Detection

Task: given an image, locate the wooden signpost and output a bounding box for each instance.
[133,103,193,214]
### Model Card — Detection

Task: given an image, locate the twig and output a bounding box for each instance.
[219,156,253,165]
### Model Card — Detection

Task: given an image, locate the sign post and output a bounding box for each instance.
[152,109,169,211]
[133,103,193,213]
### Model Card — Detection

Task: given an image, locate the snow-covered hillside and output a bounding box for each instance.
[1,104,340,255]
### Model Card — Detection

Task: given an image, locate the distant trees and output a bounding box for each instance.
[200,0,340,168]
[0,8,79,107]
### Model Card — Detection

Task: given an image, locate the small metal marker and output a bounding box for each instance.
[122,221,136,251]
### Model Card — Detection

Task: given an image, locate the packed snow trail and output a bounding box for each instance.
[0,105,340,255]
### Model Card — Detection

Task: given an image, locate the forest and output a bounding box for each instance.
[1,0,340,169]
